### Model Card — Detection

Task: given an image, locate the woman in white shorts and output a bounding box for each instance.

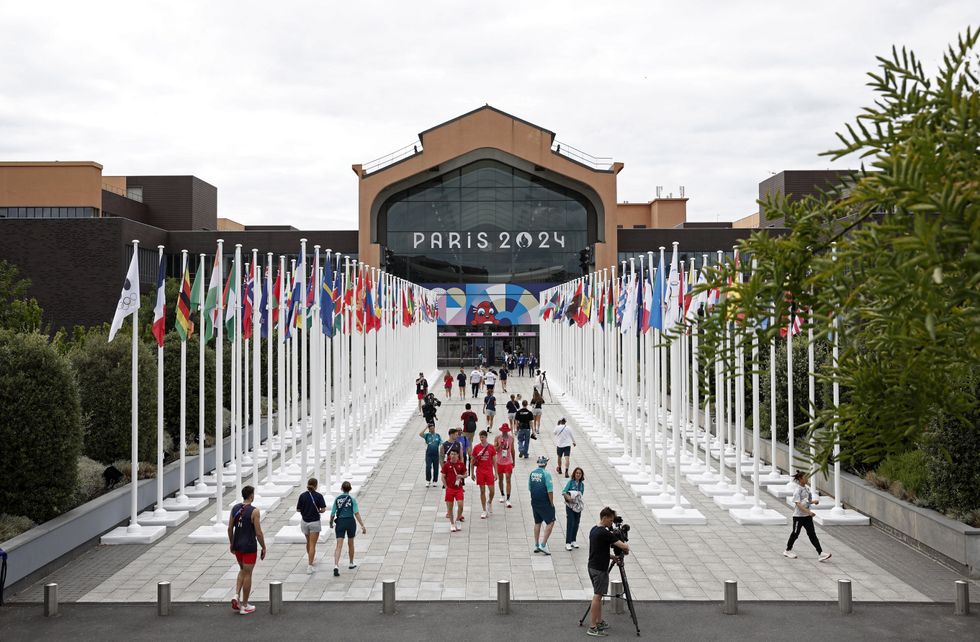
[531,387,545,434]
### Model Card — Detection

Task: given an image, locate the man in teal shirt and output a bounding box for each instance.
[420,424,442,487]
[529,455,556,555]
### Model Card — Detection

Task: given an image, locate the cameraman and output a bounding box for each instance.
[587,507,629,637]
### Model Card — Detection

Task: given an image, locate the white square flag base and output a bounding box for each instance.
[137,509,189,527]
[814,509,870,526]
[253,483,294,498]
[699,482,737,497]
[651,505,707,525]
[188,523,232,543]
[632,483,672,497]
[729,506,787,525]
[101,524,167,545]
[162,495,210,512]
[757,473,792,486]
[184,484,219,498]
[228,496,280,512]
[714,493,758,510]
[642,494,691,509]
[274,524,329,543]
[767,483,796,498]
[686,471,718,485]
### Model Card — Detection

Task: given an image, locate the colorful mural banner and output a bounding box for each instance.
[428,283,550,326]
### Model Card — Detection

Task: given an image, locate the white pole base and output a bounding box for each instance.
[188,522,231,543]
[101,523,167,545]
[137,509,189,527]
[184,484,219,498]
[651,505,707,525]
[724,454,754,468]
[741,464,774,477]
[814,508,869,526]
[767,483,796,498]
[227,496,280,511]
[162,495,210,512]
[631,482,672,497]
[756,473,792,486]
[209,509,232,523]
[608,454,635,466]
[621,470,656,484]
[199,473,235,487]
[330,481,361,495]
[686,471,718,485]
[642,493,691,509]
[698,481,736,497]
[785,494,835,510]
[273,524,330,543]
[271,472,302,485]
[253,483,294,498]
[679,461,706,475]
[713,492,755,510]
[729,506,787,525]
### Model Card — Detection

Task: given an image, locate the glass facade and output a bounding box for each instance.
[0,206,98,219]
[381,159,595,284]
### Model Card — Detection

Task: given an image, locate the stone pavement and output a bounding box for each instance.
[9,372,977,604]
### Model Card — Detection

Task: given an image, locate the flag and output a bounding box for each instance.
[687,269,708,322]
[577,278,592,327]
[542,291,558,320]
[223,262,239,339]
[650,253,665,331]
[271,266,282,325]
[242,262,254,340]
[284,253,303,340]
[176,261,194,341]
[663,246,680,333]
[108,249,141,342]
[151,253,166,347]
[203,254,221,342]
[364,272,376,333]
[604,279,614,329]
[259,265,270,339]
[565,281,583,325]
[321,253,335,337]
[641,265,654,333]
[620,272,638,335]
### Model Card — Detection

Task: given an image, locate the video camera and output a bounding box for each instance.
[610,515,630,545]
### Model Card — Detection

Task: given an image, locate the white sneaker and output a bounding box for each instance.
[450,524,457,532]
[426,482,430,488]
[306,564,314,574]
[506,500,512,508]
[480,511,487,519]
[499,497,505,504]
[240,603,256,614]
[571,541,579,549]
[565,543,572,551]
[783,550,798,559]
[819,552,832,562]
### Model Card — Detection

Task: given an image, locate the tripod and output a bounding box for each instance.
[579,552,641,637]
[538,373,553,403]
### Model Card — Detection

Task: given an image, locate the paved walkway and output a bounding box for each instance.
[9,373,977,604]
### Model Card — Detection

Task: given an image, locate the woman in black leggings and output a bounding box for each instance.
[783,471,832,561]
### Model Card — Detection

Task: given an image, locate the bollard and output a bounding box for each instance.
[722,580,738,615]
[382,579,396,615]
[954,580,970,616]
[837,579,852,614]
[270,581,283,615]
[611,579,624,614]
[157,581,171,616]
[497,580,511,615]
[44,583,58,617]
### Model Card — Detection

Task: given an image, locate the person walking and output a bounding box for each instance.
[421,393,441,429]
[562,468,585,551]
[587,507,629,637]
[498,363,508,393]
[517,353,526,377]
[228,485,267,614]
[416,372,427,414]
[461,403,479,448]
[514,400,534,459]
[456,367,467,400]
[529,355,538,373]
[443,370,454,399]
[506,394,518,427]
[440,428,463,465]
[442,449,467,532]
[783,471,832,561]
[471,430,497,519]
[330,481,367,576]
[297,478,327,573]
[483,390,497,433]
[469,367,483,399]
[420,423,442,487]
[529,455,556,555]
[553,418,576,476]
[531,387,545,435]
[494,424,515,508]
[484,368,497,395]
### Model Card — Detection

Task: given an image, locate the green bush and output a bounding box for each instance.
[0,514,36,542]
[758,336,833,445]
[75,455,107,504]
[875,450,929,499]
[70,329,157,464]
[162,330,217,450]
[921,391,980,518]
[0,331,83,521]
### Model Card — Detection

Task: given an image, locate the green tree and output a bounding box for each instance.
[162,330,217,447]
[0,259,43,333]
[0,331,82,521]
[696,28,980,470]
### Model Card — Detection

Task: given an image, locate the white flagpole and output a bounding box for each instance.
[129,240,141,532]
[234,245,244,496]
[195,253,208,492]
[265,253,275,485]
[178,249,189,501]
[214,239,225,527]
[324,249,334,491]
[153,245,166,518]
[300,238,309,478]
[830,243,843,514]
[251,250,261,484]
[787,308,795,478]
[276,255,288,481]
[312,245,322,480]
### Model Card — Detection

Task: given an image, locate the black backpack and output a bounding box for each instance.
[464,414,477,432]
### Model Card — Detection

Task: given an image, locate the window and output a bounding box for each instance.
[633,224,647,229]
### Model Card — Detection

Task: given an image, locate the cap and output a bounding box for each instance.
[500,424,511,432]
[536,455,549,466]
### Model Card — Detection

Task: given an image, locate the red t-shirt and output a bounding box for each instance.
[460,411,478,431]
[472,443,496,471]
[442,460,466,487]
[444,374,453,387]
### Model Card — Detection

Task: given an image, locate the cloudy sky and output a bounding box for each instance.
[0,2,973,228]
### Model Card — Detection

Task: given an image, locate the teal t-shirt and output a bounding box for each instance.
[331,493,359,519]
[528,466,553,503]
[423,432,442,454]
[562,479,584,495]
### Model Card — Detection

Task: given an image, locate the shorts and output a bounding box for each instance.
[507,413,516,422]
[458,382,466,388]
[445,385,452,391]
[556,446,571,458]
[476,469,495,485]
[417,392,424,400]
[300,520,322,536]
[445,486,464,502]
[486,409,496,417]
[234,550,257,565]
[334,517,356,539]
[496,462,513,475]
[531,502,556,524]
[589,568,609,596]
[532,408,543,417]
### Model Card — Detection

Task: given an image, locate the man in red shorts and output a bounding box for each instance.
[227,485,267,615]
[441,449,467,532]
[494,424,516,508]
[471,430,497,519]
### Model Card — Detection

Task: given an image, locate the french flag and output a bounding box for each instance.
[151,253,166,347]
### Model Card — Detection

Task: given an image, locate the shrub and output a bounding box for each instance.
[876,450,929,499]
[921,389,980,518]
[111,460,157,481]
[0,514,36,542]
[75,455,107,504]
[0,331,83,521]
[162,330,216,452]
[70,329,157,463]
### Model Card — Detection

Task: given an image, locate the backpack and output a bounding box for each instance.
[464,414,477,432]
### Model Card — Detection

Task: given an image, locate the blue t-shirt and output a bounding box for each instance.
[423,432,442,455]
[528,466,553,504]
[297,489,326,523]
[331,493,359,519]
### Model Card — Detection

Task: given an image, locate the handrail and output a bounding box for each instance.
[551,140,614,171]
[362,141,423,175]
